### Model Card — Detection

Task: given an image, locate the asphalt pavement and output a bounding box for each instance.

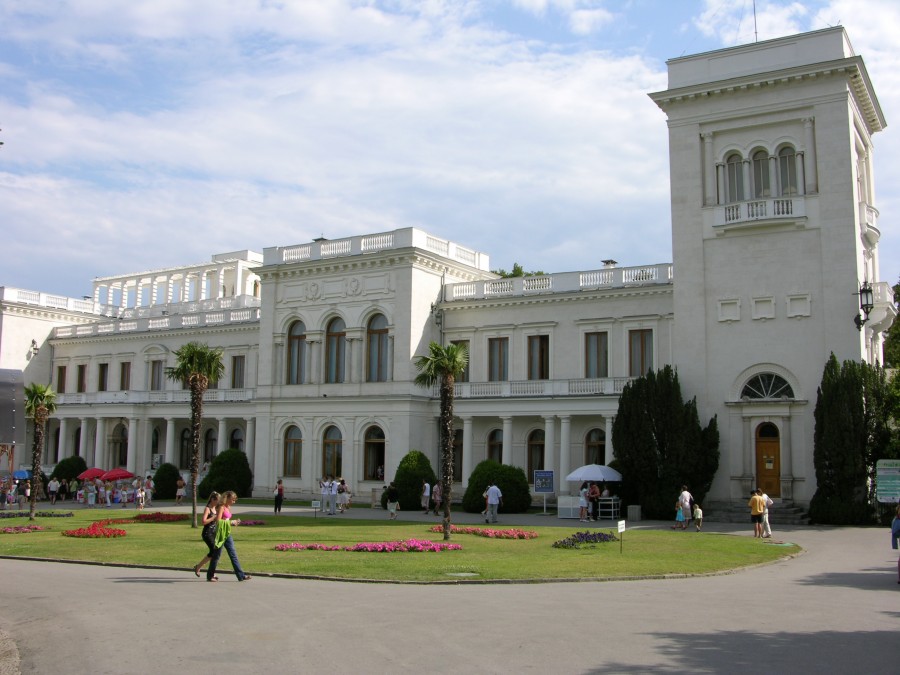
[1,501,898,674]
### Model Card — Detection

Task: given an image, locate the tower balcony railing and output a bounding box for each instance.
[713,196,806,228]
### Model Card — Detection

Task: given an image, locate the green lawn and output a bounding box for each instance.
[1,511,800,582]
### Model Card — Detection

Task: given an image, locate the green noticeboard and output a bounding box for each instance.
[876,459,900,503]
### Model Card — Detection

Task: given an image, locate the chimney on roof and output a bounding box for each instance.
[601,259,618,268]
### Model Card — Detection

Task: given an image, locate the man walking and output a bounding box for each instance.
[421,479,431,514]
[484,481,503,524]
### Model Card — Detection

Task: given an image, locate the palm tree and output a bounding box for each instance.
[166,342,225,527]
[24,383,57,522]
[414,341,468,540]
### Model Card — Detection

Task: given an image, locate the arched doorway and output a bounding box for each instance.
[755,422,780,497]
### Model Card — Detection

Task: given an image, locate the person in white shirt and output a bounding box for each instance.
[678,485,693,527]
[328,476,338,515]
[761,492,774,538]
[48,478,59,505]
[421,480,431,514]
[484,481,503,524]
[144,476,154,506]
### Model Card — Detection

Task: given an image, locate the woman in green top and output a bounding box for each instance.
[206,491,251,582]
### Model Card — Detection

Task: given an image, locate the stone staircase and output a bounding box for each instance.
[704,499,809,525]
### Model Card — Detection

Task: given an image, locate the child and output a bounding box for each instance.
[672,500,685,529]
[693,503,703,531]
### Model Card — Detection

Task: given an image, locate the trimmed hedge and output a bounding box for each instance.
[462,460,531,514]
[198,449,253,498]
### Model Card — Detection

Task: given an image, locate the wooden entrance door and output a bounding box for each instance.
[755,422,780,497]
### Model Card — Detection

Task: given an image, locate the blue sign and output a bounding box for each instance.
[533,470,554,493]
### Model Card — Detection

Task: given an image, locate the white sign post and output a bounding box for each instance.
[618,519,626,553]
[311,500,321,518]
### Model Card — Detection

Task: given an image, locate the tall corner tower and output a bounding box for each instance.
[649,27,893,505]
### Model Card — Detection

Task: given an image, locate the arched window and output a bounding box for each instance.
[204,428,217,463]
[487,429,503,464]
[366,314,390,382]
[741,373,794,399]
[758,422,779,438]
[363,426,385,480]
[283,426,302,477]
[230,427,244,452]
[452,429,463,483]
[779,147,798,195]
[286,320,307,385]
[585,428,605,465]
[325,318,346,384]
[179,428,191,469]
[527,430,544,481]
[726,153,744,203]
[322,426,342,477]
[752,150,770,198]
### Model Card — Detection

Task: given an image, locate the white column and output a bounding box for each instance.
[165,418,176,466]
[702,132,716,206]
[559,416,571,495]
[94,418,106,469]
[58,418,69,459]
[165,276,174,303]
[245,417,256,469]
[604,416,614,465]
[218,266,227,298]
[461,416,473,488]
[803,117,818,194]
[79,418,89,461]
[217,418,227,455]
[795,152,806,196]
[126,418,138,474]
[501,416,513,466]
[543,415,556,491]
[742,159,751,201]
[715,163,724,205]
[387,335,394,381]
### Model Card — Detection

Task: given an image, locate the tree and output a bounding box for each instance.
[198,448,253,498]
[491,262,546,278]
[414,341,469,540]
[882,276,900,367]
[810,354,893,524]
[166,342,225,527]
[24,383,56,522]
[380,450,436,511]
[612,366,719,518]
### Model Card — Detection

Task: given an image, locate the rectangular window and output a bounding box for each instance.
[56,366,67,394]
[584,332,609,378]
[76,364,87,393]
[150,360,164,391]
[450,340,469,383]
[488,337,508,382]
[527,335,549,380]
[98,363,109,392]
[119,362,131,391]
[628,329,653,377]
[231,355,245,389]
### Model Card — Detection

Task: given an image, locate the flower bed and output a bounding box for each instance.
[238,520,266,526]
[428,524,538,539]
[552,530,618,549]
[62,520,127,538]
[1,525,48,534]
[133,512,190,523]
[0,511,74,519]
[275,539,461,552]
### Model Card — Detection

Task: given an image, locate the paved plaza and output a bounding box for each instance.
[0,503,898,674]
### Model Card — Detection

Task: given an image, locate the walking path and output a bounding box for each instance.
[0,501,897,674]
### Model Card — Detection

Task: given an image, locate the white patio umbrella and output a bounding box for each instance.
[565,464,622,482]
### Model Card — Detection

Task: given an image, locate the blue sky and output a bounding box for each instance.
[1,0,897,296]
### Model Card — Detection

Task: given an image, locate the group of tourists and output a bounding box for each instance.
[0,478,31,510]
[318,476,352,515]
[578,481,610,522]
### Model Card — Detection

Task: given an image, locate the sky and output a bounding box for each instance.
[1,0,898,298]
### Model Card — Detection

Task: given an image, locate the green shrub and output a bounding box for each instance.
[50,456,88,482]
[380,450,436,511]
[152,463,182,500]
[198,449,253,498]
[462,460,531,514]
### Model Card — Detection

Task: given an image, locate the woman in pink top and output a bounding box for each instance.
[206,491,251,582]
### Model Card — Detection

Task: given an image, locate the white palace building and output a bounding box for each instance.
[1,28,895,509]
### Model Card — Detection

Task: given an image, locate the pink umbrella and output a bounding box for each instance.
[77,468,105,481]
[100,468,135,481]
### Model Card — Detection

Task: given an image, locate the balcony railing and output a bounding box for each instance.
[445,264,673,301]
[56,388,255,406]
[713,196,806,228]
[435,377,635,399]
[265,227,491,271]
[53,305,261,339]
[0,287,97,314]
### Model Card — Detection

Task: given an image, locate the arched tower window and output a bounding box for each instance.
[323,426,343,477]
[287,320,306,385]
[741,373,794,399]
[726,153,744,203]
[325,318,346,384]
[779,147,798,196]
[527,430,544,480]
[283,426,302,477]
[363,426,385,480]
[752,150,770,198]
[366,314,390,382]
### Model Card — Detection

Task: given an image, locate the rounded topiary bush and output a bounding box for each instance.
[462,460,531,514]
[198,449,253,498]
[152,462,182,500]
[50,455,88,482]
[380,450,436,512]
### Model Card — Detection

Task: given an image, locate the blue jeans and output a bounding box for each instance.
[207,535,246,581]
